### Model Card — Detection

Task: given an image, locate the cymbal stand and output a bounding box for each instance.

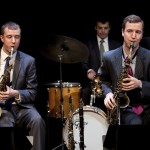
[52,54,65,150]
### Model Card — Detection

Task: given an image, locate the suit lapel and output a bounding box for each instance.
[113,47,145,79]
[134,49,145,79]
[114,48,123,77]
[93,39,101,61]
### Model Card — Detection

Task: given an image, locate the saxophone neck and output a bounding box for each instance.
[9,48,14,66]
[128,42,135,61]
[10,47,14,57]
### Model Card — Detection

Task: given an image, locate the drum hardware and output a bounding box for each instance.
[41,35,88,150]
[90,92,96,106]
[47,82,81,118]
[49,52,65,150]
[39,35,89,64]
[52,54,66,150]
[49,35,86,150]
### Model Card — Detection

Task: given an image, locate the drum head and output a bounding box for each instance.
[63,105,109,150]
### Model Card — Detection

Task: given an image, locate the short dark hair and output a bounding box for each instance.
[122,14,144,31]
[1,21,21,35]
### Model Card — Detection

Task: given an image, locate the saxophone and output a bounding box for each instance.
[67,96,75,150]
[92,75,103,97]
[107,43,134,125]
[0,48,14,117]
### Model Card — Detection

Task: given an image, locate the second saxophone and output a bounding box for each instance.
[107,42,134,125]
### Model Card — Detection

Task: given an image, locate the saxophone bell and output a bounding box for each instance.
[116,92,130,108]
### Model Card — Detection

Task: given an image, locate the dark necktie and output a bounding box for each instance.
[125,56,133,76]
[125,56,144,115]
[4,56,11,85]
[128,64,133,76]
[3,57,16,117]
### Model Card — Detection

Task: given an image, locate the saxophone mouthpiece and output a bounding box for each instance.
[130,42,135,49]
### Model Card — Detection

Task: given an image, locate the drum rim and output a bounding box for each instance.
[47,82,81,87]
[73,105,107,119]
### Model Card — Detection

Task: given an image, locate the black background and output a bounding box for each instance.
[1,1,150,50]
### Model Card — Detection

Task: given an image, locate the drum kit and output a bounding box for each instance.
[40,35,109,150]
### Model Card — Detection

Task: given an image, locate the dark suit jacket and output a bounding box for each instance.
[11,50,38,108]
[82,36,121,87]
[83,36,121,73]
[101,46,150,104]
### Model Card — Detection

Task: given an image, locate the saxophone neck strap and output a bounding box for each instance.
[122,49,138,62]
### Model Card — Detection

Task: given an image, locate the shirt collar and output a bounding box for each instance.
[1,47,8,61]
[97,35,108,42]
[1,47,17,61]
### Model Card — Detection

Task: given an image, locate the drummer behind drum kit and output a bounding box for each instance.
[40,35,109,150]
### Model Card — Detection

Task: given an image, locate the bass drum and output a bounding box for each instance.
[63,105,109,150]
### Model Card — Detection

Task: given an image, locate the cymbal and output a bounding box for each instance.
[40,35,89,63]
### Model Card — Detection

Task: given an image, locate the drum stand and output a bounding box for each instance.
[52,54,65,150]
[90,87,96,106]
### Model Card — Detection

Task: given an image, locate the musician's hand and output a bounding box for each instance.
[87,69,96,80]
[0,86,10,102]
[104,92,116,109]
[6,86,19,99]
[0,86,19,102]
[122,75,142,91]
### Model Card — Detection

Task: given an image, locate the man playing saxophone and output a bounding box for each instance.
[101,14,150,125]
[0,21,46,150]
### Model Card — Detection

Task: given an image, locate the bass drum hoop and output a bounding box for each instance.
[63,105,109,150]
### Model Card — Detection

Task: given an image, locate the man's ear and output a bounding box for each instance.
[0,35,4,42]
